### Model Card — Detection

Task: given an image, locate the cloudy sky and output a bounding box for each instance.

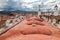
[0,0,60,12]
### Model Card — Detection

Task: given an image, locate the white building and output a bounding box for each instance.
[53,5,59,16]
[38,5,41,18]
[5,19,14,27]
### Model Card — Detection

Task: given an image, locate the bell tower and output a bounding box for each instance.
[37,5,41,18]
[54,5,59,16]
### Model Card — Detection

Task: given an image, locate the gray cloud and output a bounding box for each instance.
[0,0,60,11]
